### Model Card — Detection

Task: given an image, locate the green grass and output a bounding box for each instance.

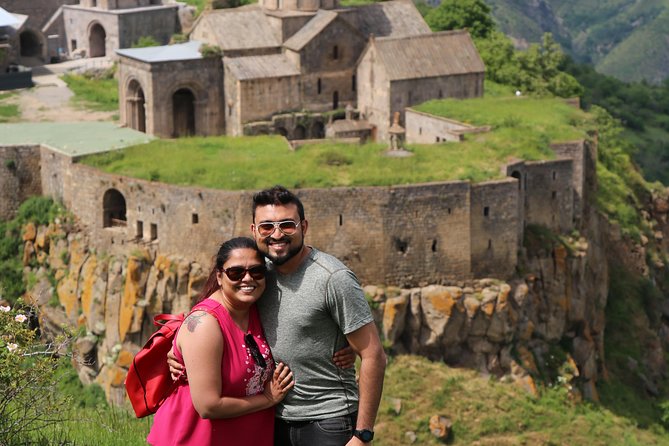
[376,355,669,445]
[62,72,119,112]
[80,95,590,189]
[0,91,20,122]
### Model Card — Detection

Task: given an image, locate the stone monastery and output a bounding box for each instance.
[115,0,484,141]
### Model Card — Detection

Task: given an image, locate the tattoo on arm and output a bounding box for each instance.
[185,312,207,332]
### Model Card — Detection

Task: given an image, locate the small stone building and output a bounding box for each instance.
[62,1,179,58]
[356,31,485,141]
[116,0,485,141]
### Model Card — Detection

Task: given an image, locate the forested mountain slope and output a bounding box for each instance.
[484,0,669,84]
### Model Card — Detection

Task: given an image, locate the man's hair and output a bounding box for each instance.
[252,185,305,222]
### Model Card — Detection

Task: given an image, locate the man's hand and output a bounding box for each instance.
[332,345,356,369]
[263,362,295,405]
[168,347,186,381]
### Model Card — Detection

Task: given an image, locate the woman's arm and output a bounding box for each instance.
[177,311,294,419]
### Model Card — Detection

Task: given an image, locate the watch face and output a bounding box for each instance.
[356,430,374,442]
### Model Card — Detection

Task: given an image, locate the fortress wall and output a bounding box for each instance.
[524,159,574,233]
[551,140,586,228]
[60,159,484,285]
[296,182,473,286]
[470,179,518,278]
[39,146,74,207]
[117,6,179,48]
[0,145,42,220]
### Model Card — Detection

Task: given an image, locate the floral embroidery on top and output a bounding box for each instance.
[242,334,272,396]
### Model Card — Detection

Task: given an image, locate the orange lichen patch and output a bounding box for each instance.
[55,268,67,281]
[35,229,49,250]
[515,373,538,397]
[110,365,127,387]
[383,301,399,328]
[77,313,87,328]
[554,245,568,271]
[154,254,171,272]
[36,250,48,264]
[481,300,495,317]
[120,257,144,341]
[516,345,539,375]
[22,222,36,241]
[117,349,134,368]
[57,273,80,321]
[425,290,457,317]
[80,255,98,320]
[68,237,87,268]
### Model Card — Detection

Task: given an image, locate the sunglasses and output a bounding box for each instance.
[244,333,267,369]
[255,220,301,237]
[222,265,266,281]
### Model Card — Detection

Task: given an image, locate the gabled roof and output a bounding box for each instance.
[225,54,300,80]
[116,41,203,63]
[194,7,281,51]
[345,0,431,38]
[370,31,485,81]
[283,10,337,52]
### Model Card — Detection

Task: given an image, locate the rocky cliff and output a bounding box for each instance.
[20,197,625,405]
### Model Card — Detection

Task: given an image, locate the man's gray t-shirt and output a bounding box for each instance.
[257,247,374,420]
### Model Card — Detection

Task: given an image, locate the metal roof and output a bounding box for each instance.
[225,54,300,80]
[371,31,485,81]
[115,40,203,63]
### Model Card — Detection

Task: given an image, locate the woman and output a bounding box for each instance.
[148,237,294,446]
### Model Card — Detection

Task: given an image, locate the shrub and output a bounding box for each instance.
[0,302,73,444]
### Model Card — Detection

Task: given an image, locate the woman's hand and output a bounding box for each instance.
[167,347,186,381]
[263,362,294,405]
[333,345,357,369]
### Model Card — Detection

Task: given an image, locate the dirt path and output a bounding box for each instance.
[4,58,117,123]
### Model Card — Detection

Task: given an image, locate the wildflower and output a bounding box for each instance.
[14,314,27,323]
[7,343,18,352]
[0,305,9,312]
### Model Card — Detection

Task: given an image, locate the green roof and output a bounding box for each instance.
[0,122,154,157]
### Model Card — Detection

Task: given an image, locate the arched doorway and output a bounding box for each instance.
[294,124,306,140]
[103,189,127,228]
[172,88,195,137]
[89,23,106,57]
[126,80,146,133]
[312,121,325,138]
[19,30,42,58]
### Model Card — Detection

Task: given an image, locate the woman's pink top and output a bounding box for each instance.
[147,298,274,446]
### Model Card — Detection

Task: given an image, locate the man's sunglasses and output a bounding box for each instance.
[244,333,267,369]
[255,220,301,237]
[222,265,266,281]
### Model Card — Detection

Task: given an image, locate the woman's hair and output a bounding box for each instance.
[196,237,263,303]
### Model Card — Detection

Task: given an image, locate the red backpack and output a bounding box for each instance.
[125,313,185,418]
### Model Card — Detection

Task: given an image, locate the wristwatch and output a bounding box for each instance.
[353,429,374,442]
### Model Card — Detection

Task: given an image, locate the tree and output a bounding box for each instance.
[424,0,495,39]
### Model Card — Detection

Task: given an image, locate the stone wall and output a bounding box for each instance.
[523,159,574,233]
[0,145,42,220]
[405,109,477,144]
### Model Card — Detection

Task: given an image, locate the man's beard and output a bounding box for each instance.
[264,238,303,266]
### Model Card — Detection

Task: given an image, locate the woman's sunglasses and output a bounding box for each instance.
[223,265,266,281]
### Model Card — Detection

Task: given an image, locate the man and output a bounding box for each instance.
[251,185,386,446]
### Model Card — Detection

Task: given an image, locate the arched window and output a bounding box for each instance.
[103,189,127,228]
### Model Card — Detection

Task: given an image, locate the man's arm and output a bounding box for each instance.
[345,321,386,445]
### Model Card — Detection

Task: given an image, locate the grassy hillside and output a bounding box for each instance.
[80,95,589,189]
